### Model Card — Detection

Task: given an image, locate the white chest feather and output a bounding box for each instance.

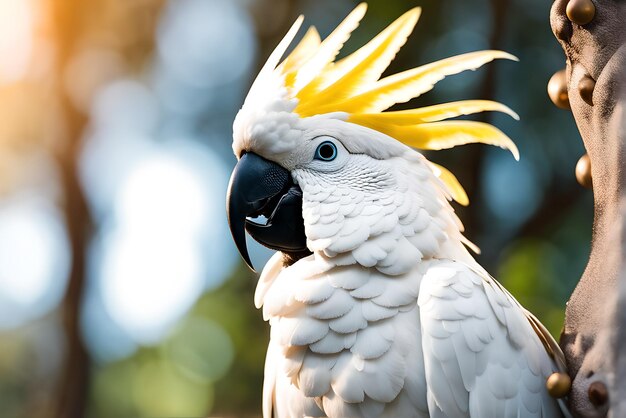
[261,256,430,418]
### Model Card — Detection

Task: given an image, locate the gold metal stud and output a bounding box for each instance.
[588,381,608,406]
[566,0,596,26]
[547,372,572,398]
[548,69,570,110]
[576,154,592,188]
[578,75,595,105]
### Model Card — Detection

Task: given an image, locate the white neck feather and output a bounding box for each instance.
[294,150,476,276]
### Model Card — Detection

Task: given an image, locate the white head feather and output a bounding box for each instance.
[233,3,519,270]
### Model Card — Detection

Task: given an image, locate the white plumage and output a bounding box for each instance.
[251,145,564,417]
[230,4,568,417]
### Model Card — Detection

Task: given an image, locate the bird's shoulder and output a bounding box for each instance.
[418,259,528,346]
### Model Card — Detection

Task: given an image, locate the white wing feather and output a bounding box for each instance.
[418,259,564,418]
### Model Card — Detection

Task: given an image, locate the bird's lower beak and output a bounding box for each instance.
[226,152,307,271]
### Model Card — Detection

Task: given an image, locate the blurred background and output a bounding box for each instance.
[0,0,588,416]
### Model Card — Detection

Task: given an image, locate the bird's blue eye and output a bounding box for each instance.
[314,141,338,161]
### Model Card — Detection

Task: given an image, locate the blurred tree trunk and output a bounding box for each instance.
[49,1,93,418]
[455,0,509,271]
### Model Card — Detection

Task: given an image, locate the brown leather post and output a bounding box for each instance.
[549,0,626,416]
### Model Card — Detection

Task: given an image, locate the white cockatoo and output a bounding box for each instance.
[227,4,569,417]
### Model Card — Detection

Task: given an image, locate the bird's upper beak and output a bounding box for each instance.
[226,152,307,271]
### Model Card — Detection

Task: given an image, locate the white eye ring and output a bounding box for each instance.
[314,141,338,161]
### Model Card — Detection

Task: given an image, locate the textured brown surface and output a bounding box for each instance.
[611,102,626,417]
[550,0,626,417]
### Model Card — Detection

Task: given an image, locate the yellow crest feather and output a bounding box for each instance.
[429,162,470,206]
[265,4,519,205]
[295,7,421,115]
[291,3,367,95]
[280,26,321,88]
[348,100,519,125]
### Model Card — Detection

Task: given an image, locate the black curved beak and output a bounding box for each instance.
[226,152,307,271]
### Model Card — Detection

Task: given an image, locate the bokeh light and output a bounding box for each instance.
[0,194,70,329]
[483,149,543,229]
[156,0,255,89]
[0,0,33,84]
[99,229,202,344]
[90,141,237,344]
[115,154,209,235]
